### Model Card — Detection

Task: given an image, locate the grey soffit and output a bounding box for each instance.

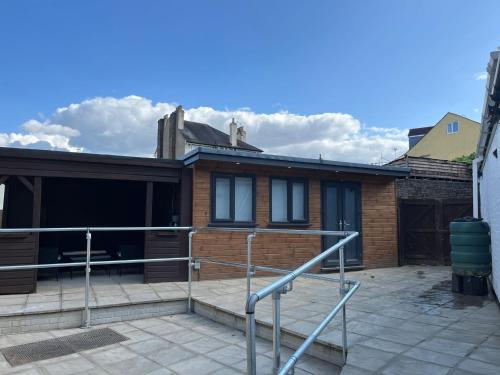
[1,328,128,367]
[183,147,410,177]
[182,121,263,152]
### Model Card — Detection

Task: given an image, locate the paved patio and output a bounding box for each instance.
[0,266,499,374]
[0,314,337,375]
[0,274,188,316]
[190,266,500,375]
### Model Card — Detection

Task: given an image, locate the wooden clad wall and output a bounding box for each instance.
[390,157,472,181]
[0,176,41,294]
[0,233,37,294]
[144,232,185,282]
[143,169,192,283]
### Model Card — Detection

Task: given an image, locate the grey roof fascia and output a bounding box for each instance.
[183,147,410,177]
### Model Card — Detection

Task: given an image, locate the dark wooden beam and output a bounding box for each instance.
[17,176,34,193]
[144,181,154,283]
[179,168,193,227]
[32,177,42,228]
[145,182,153,227]
[32,177,42,293]
[178,168,193,281]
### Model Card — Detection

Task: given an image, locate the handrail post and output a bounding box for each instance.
[339,243,347,363]
[272,290,281,374]
[246,294,258,375]
[246,232,256,301]
[188,230,196,313]
[84,229,92,328]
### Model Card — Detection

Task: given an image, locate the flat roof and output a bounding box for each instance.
[0,147,183,183]
[183,147,410,177]
[0,146,183,168]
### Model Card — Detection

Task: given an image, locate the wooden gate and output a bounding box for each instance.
[399,199,472,265]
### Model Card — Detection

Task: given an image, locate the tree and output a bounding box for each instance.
[453,153,476,167]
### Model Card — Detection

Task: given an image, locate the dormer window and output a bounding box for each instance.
[447,121,459,134]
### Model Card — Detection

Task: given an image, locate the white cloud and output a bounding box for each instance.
[0,95,408,164]
[1,119,82,152]
[474,72,488,80]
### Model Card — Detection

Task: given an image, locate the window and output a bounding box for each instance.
[447,121,459,134]
[211,173,255,223]
[270,177,308,224]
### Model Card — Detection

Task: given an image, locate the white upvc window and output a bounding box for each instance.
[447,121,459,134]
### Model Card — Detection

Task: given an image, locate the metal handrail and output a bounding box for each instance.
[245,231,359,375]
[195,257,357,285]
[279,282,360,374]
[194,227,354,300]
[0,226,195,328]
[0,225,360,374]
[0,226,193,233]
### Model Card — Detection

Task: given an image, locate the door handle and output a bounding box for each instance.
[343,220,351,227]
[338,220,343,230]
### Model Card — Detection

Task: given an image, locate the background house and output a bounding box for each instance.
[156,106,262,160]
[407,113,480,160]
[475,50,500,301]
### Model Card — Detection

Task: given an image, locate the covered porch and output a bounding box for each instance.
[0,147,192,294]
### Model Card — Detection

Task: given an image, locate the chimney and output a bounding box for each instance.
[229,118,238,147]
[175,105,184,130]
[237,126,246,143]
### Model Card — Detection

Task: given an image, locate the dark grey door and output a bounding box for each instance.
[322,182,362,268]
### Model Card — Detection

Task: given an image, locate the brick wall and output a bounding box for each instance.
[192,161,398,279]
[362,178,399,268]
[396,178,472,200]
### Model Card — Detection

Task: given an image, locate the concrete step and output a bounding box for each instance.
[0,299,187,334]
[192,298,345,367]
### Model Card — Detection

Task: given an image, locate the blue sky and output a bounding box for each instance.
[0,1,499,162]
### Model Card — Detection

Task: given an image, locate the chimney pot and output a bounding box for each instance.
[229,118,238,147]
[237,126,246,143]
[176,105,184,130]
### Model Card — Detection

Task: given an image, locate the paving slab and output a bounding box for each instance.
[187,266,498,375]
[381,356,450,375]
[1,265,499,375]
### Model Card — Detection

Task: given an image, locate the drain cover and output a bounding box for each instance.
[1,339,73,366]
[61,327,127,352]
[1,328,128,367]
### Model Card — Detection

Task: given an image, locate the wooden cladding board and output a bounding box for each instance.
[0,233,37,294]
[390,157,472,181]
[144,232,187,283]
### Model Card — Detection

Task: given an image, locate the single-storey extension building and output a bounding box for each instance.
[184,147,409,279]
[0,121,410,292]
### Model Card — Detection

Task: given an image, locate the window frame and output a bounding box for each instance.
[269,176,309,225]
[210,172,256,225]
[447,121,459,134]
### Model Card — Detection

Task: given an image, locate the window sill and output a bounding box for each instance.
[267,223,311,228]
[208,223,258,228]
